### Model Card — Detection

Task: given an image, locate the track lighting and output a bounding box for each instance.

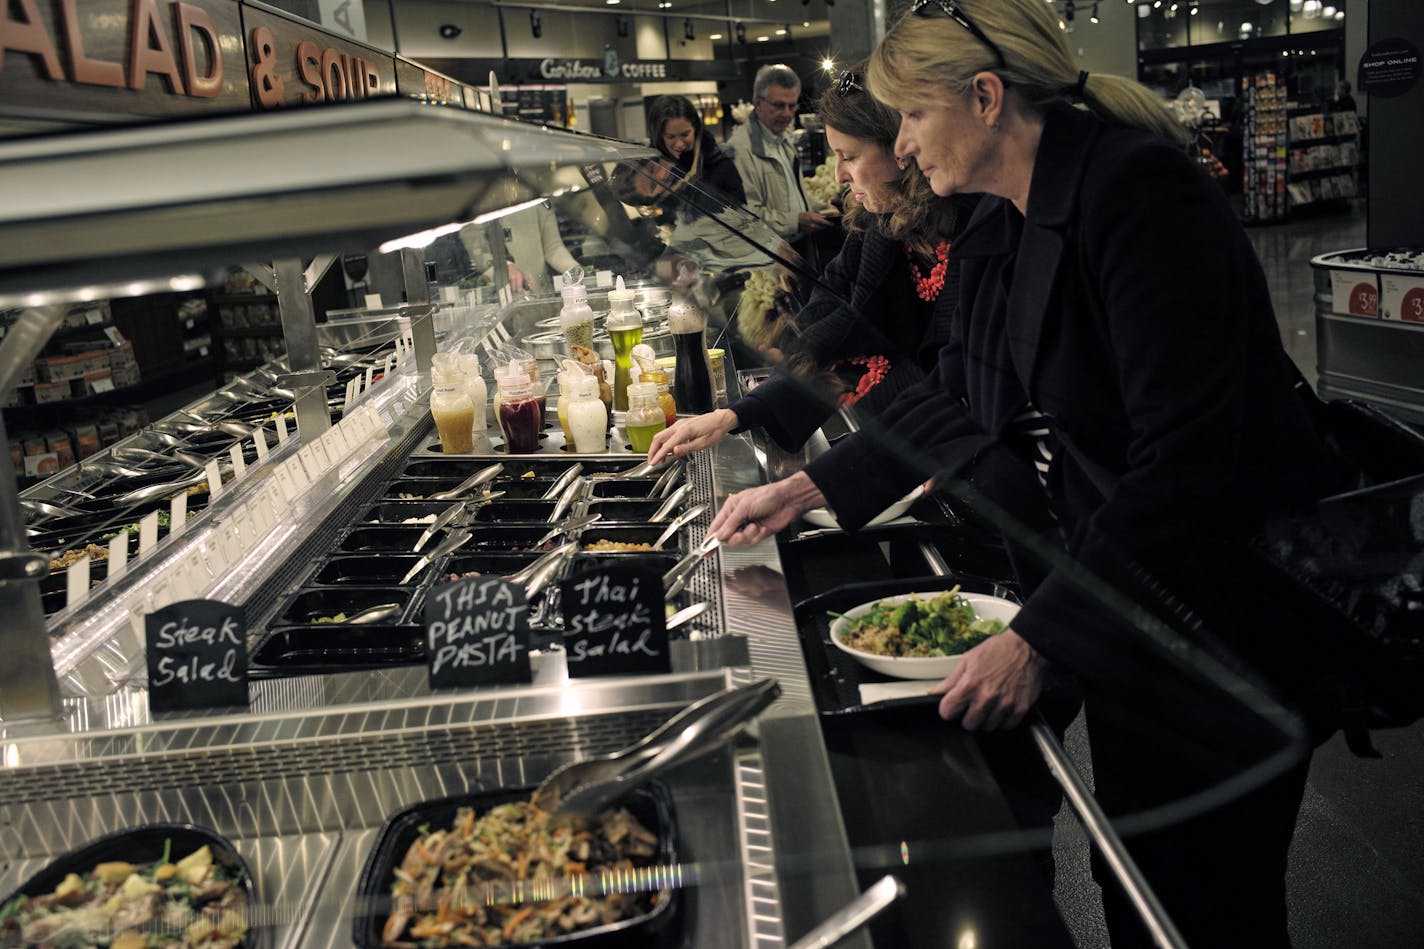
[684,18,695,40]
[529,9,542,39]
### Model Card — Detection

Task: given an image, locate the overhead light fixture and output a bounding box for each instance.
[616,14,629,37]
[1322,4,1336,16]
[1090,4,1100,24]
[438,23,462,39]
[606,0,620,5]
[684,18,695,40]
[735,22,746,43]
[776,28,787,35]
[1334,10,1344,19]
[529,9,541,38]
[822,57,835,72]
[710,32,723,40]
[757,35,770,42]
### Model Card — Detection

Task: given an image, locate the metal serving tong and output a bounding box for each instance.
[399,528,474,584]
[409,492,506,553]
[648,483,691,523]
[589,459,664,481]
[652,503,707,551]
[428,463,504,502]
[532,513,600,551]
[663,535,721,599]
[530,677,781,817]
[341,602,402,625]
[539,463,585,501]
[505,540,579,600]
[786,875,906,949]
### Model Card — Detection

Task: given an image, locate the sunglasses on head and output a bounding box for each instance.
[910,0,1008,70]
[833,71,865,96]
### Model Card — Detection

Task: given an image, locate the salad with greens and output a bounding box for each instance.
[833,587,1006,659]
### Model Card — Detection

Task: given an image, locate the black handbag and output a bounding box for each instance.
[1250,391,1424,755]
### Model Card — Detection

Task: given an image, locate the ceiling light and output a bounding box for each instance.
[605,0,620,5]
[1322,5,1336,15]
[776,28,786,35]
[1334,10,1344,19]
[757,35,770,42]
[710,32,723,40]
[822,58,835,71]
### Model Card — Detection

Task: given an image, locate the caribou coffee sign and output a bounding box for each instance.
[538,50,669,82]
[0,0,248,113]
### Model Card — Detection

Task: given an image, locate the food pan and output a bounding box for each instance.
[0,822,261,947]
[578,526,684,555]
[352,782,678,949]
[469,499,558,523]
[403,460,511,479]
[312,556,427,585]
[27,516,113,554]
[381,479,461,501]
[481,477,563,500]
[272,587,414,626]
[440,551,550,580]
[588,478,661,499]
[250,624,425,672]
[360,502,455,525]
[580,498,670,525]
[566,551,681,576]
[340,526,451,553]
[463,525,570,552]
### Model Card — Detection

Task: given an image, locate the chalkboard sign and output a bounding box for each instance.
[424,576,532,689]
[560,567,670,677]
[145,600,248,713]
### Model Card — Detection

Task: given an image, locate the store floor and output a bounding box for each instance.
[1050,199,1424,948]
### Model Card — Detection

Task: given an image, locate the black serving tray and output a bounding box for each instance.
[271,586,415,627]
[792,575,1020,716]
[578,525,686,555]
[0,822,262,947]
[312,555,425,585]
[352,782,679,949]
[250,624,425,673]
[469,499,559,523]
[340,526,451,553]
[588,478,662,499]
[580,498,670,525]
[360,502,455,525]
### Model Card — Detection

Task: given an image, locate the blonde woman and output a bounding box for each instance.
[709,2,1349,945]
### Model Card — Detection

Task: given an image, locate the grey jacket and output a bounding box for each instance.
[727,119,824,240]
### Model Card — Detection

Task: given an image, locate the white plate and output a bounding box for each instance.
[828,591,1020,680]
[802,485,925,530]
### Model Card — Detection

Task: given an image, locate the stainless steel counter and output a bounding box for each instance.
[0,302,868,947]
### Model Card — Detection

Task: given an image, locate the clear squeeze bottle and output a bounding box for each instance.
[625,381,667,454]
[567,371,609,453]
[605,276,643,412]
[455,352,488,433]
[430,356,475,454]
[496,370,542,454]
[558,278,596,354]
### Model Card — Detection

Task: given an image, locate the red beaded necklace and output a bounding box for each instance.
[907,240,951,303]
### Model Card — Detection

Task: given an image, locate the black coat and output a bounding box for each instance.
[805,107,1346,691]
[612,132,747,223]
[732,221,961,450]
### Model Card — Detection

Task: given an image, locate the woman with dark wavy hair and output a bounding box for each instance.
[648,67,975,462]
[615,95,746,221]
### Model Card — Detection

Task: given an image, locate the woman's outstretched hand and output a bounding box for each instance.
[647,409,739,467]
[928,630,1046,731]
[709,471,826,546]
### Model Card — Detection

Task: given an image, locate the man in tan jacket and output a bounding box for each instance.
[728,64,836,247]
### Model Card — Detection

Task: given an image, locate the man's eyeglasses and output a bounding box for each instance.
[910,0,1008,70]
[758,99,799,112]
[833,72,865,97]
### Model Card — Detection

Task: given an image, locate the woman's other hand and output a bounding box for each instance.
[647,409,738,466]
[505,262,527,294]
[709,471,826,546]
[928,630,1046,730]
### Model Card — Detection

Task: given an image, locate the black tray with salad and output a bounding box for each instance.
[0,823,260,948]
[792,575,1021,716]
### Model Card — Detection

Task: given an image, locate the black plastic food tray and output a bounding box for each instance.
[353,782,680,949]
[793,575,1020,716]
[0,823,262,947]
[250,624,425,673]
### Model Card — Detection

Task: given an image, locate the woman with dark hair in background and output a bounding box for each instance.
[615,95,746,220]
[648,67,975,463]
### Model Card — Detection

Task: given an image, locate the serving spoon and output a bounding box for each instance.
[428,463,504,501]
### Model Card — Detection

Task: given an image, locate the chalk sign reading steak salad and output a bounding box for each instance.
[560,567,669,677]
[145,599,248,712]
[423,576,532,689]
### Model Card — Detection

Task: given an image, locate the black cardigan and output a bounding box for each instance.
[804,107,1345,684]
[733,203,973,450]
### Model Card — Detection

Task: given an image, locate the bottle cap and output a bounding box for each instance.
[627,381,658,401]
[608,274,636,304]
[568,372,599,400]
[560,282,589,305]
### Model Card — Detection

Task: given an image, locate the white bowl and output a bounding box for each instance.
[828,592,1020,680]
[802,485,925,530]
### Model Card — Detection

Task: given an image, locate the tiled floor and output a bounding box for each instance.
[1050,200,1424,948]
